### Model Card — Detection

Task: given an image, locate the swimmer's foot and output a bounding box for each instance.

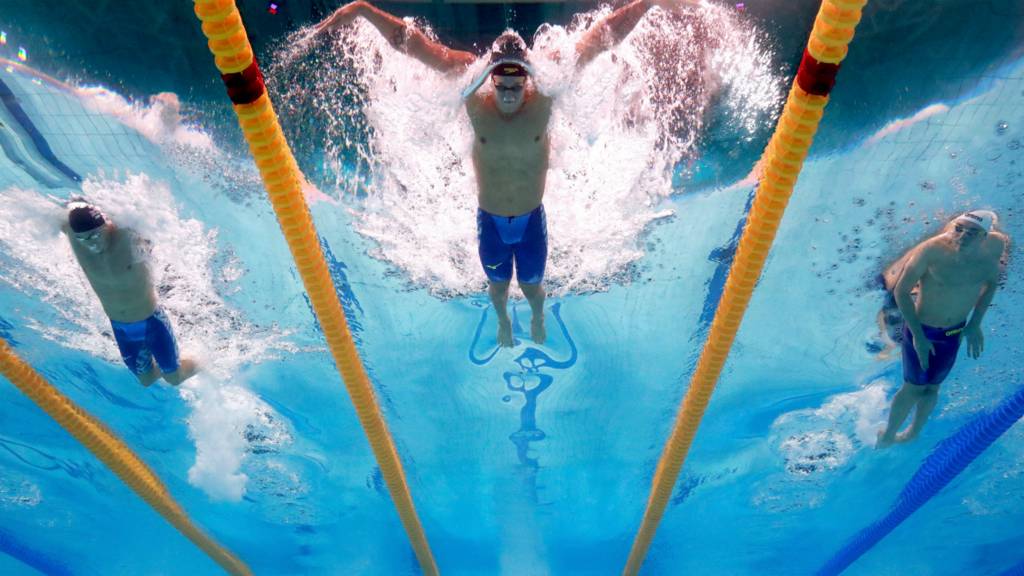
[497,318,514,348]
[895,430,917,444]
[164,358,199,386]
[875,428,896,449]
[138,368,161,387]
[531,314,546,345]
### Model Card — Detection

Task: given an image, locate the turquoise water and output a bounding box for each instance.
[1,2,1023,575]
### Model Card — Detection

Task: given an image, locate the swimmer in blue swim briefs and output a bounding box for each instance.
[876,210,1009,448]
[62,200,197,386]
[314,0,701,347]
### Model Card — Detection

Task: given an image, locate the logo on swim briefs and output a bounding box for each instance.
[485,262,502,270]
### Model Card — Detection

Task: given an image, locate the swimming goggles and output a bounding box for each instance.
[461,58,535,100]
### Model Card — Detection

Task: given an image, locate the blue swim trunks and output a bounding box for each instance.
[477,204,547,284]
[901,322,965,385]
[110,308,180,376]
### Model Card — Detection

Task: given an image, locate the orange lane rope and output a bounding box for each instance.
[0,338,251,575]
[622,1,869,574]
[190,1,438,573]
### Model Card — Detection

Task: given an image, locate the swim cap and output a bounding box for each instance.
[491,62,529,77]
[492,31,527,62]
[68,202,106,233]
[461,58,535,100]
[954,210,996,233]
[461,32,534,99]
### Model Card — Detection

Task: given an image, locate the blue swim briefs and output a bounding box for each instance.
[477,204,547,284]
[901,321,965,385]
[110,308,181,376]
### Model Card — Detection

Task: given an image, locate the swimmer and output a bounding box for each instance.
[876,210,1009,448]
[314,0,699,347]
[61,200,197,386]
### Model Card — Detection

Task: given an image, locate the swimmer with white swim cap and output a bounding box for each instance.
[876,209,1010,448]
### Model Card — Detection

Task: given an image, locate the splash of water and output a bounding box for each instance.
[267,4,782,297]
[772,379,891,477]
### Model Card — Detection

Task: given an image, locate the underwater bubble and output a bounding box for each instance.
[1009,139,1021,151]
[996,120,1009,135]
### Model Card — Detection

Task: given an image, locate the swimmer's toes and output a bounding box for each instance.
[531,321,546,345]
[497,322,514,348]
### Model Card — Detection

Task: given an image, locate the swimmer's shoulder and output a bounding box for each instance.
[464,92,487,118]
[988,230,1009,253]
[985,230,1010,269]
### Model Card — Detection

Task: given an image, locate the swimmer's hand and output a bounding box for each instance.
[964,323,984,359]
[315,1,367,35]
[911,330,934,370]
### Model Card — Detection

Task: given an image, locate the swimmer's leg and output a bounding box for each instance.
[896,384,939,443]
[136,359,161,387]
[489,280,514,347]
[520,282,546,345]
[877,381,923,448]
[162,358,198,386]
[512,207,547,345]
[146,310,198,386]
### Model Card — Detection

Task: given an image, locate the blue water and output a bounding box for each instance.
[1,2,1023,575]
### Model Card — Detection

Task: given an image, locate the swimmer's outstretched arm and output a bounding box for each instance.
[575,0,700,68]
[315,1,476,74]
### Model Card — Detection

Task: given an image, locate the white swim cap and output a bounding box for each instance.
[954,210,996,233]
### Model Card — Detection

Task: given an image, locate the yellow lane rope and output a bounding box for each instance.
[0,338,250,575]
[622,1,869,574]
[191,1,438,574]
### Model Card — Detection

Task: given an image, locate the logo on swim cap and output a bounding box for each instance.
[954,209,996,233]
[493,63,528,77]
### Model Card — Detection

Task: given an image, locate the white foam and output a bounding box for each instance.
[75,87,214,150]
[179,374,285,501]
[772,379,891,476]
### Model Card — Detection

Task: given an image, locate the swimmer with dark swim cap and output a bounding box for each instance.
[461,32,536,102]
[62,198,198,387]
[310,1,694,347]
[67,200,109,254]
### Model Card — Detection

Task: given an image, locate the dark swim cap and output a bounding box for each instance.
[68,203,106,233]
[491,62,529,78]
[490,32,528,67]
